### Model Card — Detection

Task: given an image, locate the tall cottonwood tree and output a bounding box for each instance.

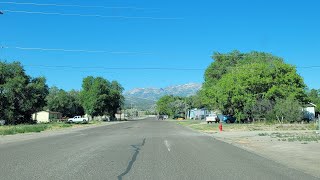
[46,87,84,117]
[201,51,307,121]
[80,76,123,120]
[0,61,48,124]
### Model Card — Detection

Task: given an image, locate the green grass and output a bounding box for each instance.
[0,121,102,136]
[0,124,49,135]
[176,120,201,126]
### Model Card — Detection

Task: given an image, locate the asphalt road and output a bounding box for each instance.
[0,118,318,180]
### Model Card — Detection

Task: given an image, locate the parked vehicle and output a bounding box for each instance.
[222,115,236,123]
[174,112,185,120]
[206,113,219,124]
[102,117,110,122]
[158,115,169,120]
[174,115,185,120]
[67,116,88,124]
[158,115,164,120]
[0,120,5,126]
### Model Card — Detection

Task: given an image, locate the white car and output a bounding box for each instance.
[206,114,218,124]
[67,116,88,124]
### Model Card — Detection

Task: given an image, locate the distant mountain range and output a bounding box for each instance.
[124,83,202,110]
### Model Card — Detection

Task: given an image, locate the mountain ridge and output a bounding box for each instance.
[124,83,202,110]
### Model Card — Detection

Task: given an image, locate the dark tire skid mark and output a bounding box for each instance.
[117,138,146,180]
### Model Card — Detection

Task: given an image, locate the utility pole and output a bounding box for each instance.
[318,116,320,134]
[184,98,188,120]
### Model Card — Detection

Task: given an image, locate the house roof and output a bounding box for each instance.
[48,111,62,114]
[305,102,317,107]
[38,110,62,114]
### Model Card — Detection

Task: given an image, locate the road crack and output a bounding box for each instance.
[117,138,146,180]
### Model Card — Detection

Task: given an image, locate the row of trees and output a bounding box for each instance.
[157,51,316,123]
[0,61,124,124]
[156,94,205,118]
[45,87,84,118]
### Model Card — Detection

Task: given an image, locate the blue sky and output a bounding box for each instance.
[1,0,320,91]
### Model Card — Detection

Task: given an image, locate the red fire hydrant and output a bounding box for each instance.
[219,122,223,132]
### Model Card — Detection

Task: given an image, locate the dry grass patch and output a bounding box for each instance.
[176,120,318,132]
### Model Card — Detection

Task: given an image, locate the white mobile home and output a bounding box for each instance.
[32,111,62,123]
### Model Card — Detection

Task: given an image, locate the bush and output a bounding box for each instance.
[0,124,49,135]
[273,97,303,123]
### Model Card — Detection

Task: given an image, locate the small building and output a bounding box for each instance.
[188,108,210,120]
[32,111,62,123]
[138,111,146,117]
[303,103,317,121]
[115,113,125,120]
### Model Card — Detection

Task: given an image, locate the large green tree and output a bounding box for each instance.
[46,87,84,117]
[156,95,187,117]
[202,51,307,121]
[108,81,124,118]
[80,76,123,119]
[156,95,176,116]
[0,61,48,124]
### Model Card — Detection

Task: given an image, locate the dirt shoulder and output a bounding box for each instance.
[176,120,320,178]
[212,131,320,178]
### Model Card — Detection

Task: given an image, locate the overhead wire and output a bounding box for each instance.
[23,65,205,71]
[1,2,318,75]
[22,64,320,71]
[1,9,182,20]
[0,1,152,10]
[3,46,152,55]
[2,46,320,70]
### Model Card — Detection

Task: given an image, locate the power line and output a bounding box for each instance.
[22,64,320,71]
[211,54,280,57]
[2,46,320,70]
[1,45,285,57]
[297,66,320,69]
[3,46,320,70]
[0,1,152,10]
[3,46,152,55]
[23,65,205,71]
[2,9,182,20]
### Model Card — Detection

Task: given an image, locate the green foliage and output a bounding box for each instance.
[201,51,307,122]
[0,124,49,135]
[80,76,123,119]
[0,61,49,124]
[186,93,205,109]
[249,98,274,121]
[273,97,303,123]
[156,95,187,117]
[306,89,320,113]
[156,95,176,117]
[108,81,125,118]
[46,87,84,117]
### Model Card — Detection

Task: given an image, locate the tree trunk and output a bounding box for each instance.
[276,115,280,123]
